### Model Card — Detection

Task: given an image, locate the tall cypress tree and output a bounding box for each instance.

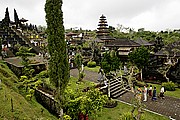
[14,9,19,28]
[2,7,10,27]
[45,0,69,115]
[0,38,2,56]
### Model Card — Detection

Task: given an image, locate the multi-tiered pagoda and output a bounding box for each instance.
[95,15,115,44]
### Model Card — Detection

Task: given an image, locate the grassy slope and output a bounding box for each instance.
[0,61,58,120]
[0,84,57,120]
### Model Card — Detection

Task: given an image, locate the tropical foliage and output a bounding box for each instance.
[74,53,85,81]
[128,46,150,80]
[162,81,175,91]
[109,25,180,45]
[16,46,35,79]
[64,83,108,119]
[101,51,121,74]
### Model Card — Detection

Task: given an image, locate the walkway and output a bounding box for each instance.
[70,69,180,120]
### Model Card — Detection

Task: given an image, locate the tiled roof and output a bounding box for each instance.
[97,35,115,40]
[19,18,28,22]
[66,32,79,36]
[134,39,154,46]
[94,37,104,43]
[105,38,140,47]
[155,41,180,57]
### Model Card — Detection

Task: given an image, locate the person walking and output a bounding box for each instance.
[152,87,157,101]
[136,87,142,102]
[148,85,153,96]
[143,85,148,101]
[97,68,104,84]
[160,85,165,99]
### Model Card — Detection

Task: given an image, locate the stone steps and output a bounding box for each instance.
[109,78,131,99]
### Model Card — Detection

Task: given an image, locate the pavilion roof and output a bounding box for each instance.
[94,37,104,43]
[105,38,140,47]
[134,39,154,46]
[96,30,109,33]
[19,18,28,22]
[98,23,108,26]
[97,35,115,41]
[5,56,45,67]
[155,41,180,57]
[155,49,180,57]
[100,14,106,19]
[66,32,79,36]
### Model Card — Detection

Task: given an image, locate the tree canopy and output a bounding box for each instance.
[101,51,121,74]
[128,46,150,69]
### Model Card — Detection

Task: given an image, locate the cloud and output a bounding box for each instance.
[128,0,180,31]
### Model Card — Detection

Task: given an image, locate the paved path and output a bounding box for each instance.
[70,69,180,120]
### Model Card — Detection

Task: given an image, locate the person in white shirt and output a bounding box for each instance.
[160,86,165,99]
[143,85,148,101]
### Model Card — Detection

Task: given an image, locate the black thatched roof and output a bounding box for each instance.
[134,39,153,46]
[19,18,28,22]
[105,38,140,47]
[94,37,104,43]
[66,32,79,36]
[155,41,180,57]
[5,56,45,67]
[97,35,115,40]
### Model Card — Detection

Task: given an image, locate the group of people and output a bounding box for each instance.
[136,84,165,102]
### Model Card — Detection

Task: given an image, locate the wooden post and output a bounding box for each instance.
[11,98,13,112]
[4,89,6,101]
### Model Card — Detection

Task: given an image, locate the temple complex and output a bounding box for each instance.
[0,8,180,83]
[0,7,47,76]
[0,7,46,57]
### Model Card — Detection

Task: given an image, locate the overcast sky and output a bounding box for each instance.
[1,0,180,31]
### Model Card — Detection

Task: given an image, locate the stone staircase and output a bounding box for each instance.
[6,48,15,57]
[109,77,131,99]
[11,28,41,54]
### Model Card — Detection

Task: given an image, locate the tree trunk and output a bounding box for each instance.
[108,78,110,98]
[11,98,13,112]
[140,69,143,81]
[164,74,169,82]
[128,66,134,91]
[59,108,64,120]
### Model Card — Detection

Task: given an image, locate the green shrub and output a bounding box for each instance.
[87,61,96,68]
[136,81,146,87]
[36,70,49,78]
[79,72,85,79]
[119,112,133,120]
[162,81,175,91]
[104,99,117,108]
[63,114,72,120]
[119,112,145,120]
